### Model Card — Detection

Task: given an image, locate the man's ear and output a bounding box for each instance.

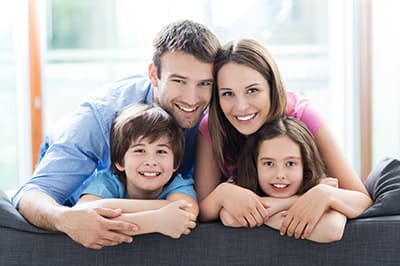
[148,63,159,87]
[115,162,125,172]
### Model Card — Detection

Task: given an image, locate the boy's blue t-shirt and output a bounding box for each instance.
[67,169,197,205]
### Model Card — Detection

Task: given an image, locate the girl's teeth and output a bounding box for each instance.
[237,114,255,121]
[273,184,288,188]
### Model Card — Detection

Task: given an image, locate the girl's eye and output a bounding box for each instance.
[247,88,258,94]
[263,161,273,166]
[287,161,296,167]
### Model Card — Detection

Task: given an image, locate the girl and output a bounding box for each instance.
[219,117,346,243]
[195,39,371,240]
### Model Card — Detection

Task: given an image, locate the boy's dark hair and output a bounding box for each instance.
[152,19,221,78]
[110,104,185,182]
[235,117,326,196]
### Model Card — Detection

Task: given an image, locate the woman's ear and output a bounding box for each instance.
[148,63,159,87]
[115,162,125,172]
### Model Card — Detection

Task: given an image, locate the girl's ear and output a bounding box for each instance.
[148,63,159,87]
[115,162,125,172]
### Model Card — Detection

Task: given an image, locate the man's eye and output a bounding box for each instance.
[172,79,184,84]
[200,81,213,87]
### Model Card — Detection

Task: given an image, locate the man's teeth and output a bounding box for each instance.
[273,184,288,188]
[177,105,196,112]
[237,114,256,121]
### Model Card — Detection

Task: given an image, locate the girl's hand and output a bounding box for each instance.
[156,200,197,238]
[280,184,332,239]
[219,183,269,227]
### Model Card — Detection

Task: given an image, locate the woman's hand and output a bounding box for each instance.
[219,183,269,227]
[280,184,332,239]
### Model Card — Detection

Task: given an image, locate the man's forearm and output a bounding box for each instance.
[18,190,66,232]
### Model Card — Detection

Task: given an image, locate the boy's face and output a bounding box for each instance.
[115,135,176,199]
[256,135,303,198]
[149,51,214,129]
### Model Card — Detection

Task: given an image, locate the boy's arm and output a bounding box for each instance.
[77,194,197,238]
[266,210,346,243]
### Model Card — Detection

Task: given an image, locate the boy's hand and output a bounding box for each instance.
[155,200,197,238]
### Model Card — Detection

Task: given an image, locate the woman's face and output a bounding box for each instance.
[217,62,271,136]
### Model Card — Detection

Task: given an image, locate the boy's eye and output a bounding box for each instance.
[157,149,169,154]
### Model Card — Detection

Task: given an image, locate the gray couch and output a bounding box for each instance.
[1,189,400,266]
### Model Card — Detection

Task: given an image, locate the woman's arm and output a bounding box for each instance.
[280,124,372,238]
[267,210,346,243]
[195,133,268,226]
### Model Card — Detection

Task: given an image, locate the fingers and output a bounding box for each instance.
[95,207,122,218]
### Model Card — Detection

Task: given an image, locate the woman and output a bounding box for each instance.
[194,39,372,239]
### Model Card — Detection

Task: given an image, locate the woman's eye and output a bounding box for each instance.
[221,91,232,97]
[133,149,145,153]
[247,88,258,94]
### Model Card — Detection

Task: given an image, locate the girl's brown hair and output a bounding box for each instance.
[235,117,326,196]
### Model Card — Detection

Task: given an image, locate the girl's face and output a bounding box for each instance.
[257,135,303,198]
[115,136,176,199]
[217,62,271,136]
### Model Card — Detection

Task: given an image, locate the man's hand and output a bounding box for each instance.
[219,183,269,228]
[56,206,138,250]
[155,200,197,238]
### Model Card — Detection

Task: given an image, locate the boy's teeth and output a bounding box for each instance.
[237,114,255,121]
[142,172,158,177]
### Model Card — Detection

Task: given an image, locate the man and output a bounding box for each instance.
[12,19,220,249]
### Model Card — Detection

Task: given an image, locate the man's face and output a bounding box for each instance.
[150,51,214,128]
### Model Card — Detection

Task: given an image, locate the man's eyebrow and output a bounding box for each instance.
[168,74,187,80]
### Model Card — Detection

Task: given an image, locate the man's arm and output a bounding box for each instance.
[19,190,137,250]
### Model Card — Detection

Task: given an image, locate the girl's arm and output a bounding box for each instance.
[220,196,298,227]
[194,133,268,226]
[267,210,346,243]
[280,125,372,238]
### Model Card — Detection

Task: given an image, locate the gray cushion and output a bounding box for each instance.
[360,157,400,218]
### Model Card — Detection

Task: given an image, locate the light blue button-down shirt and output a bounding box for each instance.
[12,74,201,207]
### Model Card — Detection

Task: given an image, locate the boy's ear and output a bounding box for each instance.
[115,162,125,172]
[148,63,159,87]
